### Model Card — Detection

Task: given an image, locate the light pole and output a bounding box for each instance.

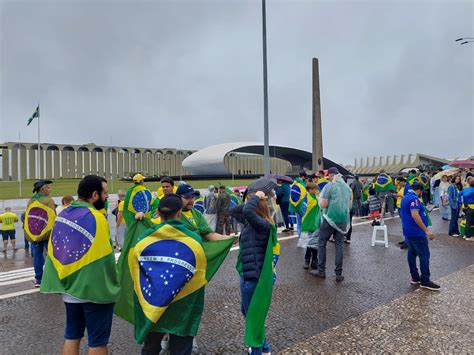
[455,37,474,45]
[262,0,270,175]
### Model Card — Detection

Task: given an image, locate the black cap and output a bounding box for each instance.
[328,167,339,174]
[33,179,53,193]
[411,181,424,191]
[158,194,183,216]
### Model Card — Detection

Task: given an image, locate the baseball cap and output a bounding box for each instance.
[133,173,145,182]
[176,183,198,197]
[33,179,53,193]
[158,194,183,216]
[328,167,339,175]
[411,181,424,191]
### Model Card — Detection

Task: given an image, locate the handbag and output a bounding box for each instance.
[441,194,449,206]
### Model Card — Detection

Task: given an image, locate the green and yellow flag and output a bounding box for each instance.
[236,224,279,347]
[289,178,307,214]
[27,105,39,126]
[115,218,234,343]
[374,174,395,192]
[40,201,120,303]
[301,193,321,232]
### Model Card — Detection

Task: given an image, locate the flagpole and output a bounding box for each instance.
[37,103,41,179]
[18,131,22,197]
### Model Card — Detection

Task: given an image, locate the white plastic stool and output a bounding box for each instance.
[371,225,388,247]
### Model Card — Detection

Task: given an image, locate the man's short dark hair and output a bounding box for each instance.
[355,176,359,180]
[78,175,107,200]
[396,177,406,182]
[161,177,174,186]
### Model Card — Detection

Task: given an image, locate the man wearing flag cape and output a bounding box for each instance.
[115,183,235,353]
[41,175,120,355]
[24,179,56,287]
[374,170,396,217]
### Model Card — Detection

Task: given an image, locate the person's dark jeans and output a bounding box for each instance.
[31,240,48,283]
[405,237,431,285]
[24,235,30,250]
[304,247,318,269]
[465,208,474,239]
[345,210,354,241]
[317,219,344,276]
[240,278,271,355]
[449,207,460,236]
[279,202,290,229]
[142,332,193,355]
[353,198,362,216]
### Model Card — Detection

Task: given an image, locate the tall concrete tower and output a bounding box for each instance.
[312,58,324,172]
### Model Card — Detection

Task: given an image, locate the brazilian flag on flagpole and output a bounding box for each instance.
[236,224,279,347]
[27,105,40,126]
[374,173,395,192]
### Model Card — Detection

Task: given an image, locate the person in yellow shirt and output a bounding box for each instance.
[115,189,127,251]
[0,207,19,252]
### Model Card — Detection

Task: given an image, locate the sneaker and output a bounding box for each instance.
[303,260,310,270]
[192,338,199,353]
[161,339,169,351]
[335,275,344,282]
[466,238,473,241]
[344,239,351,244]
[400,243,408,250]
[329,238,335,243]
[451,234,460,237]
[282,228,290,233]
[34,281,41,288]
[309,270,326,278]
[410,279,421,285]
[420,281,441,291]
[398,241,405,245]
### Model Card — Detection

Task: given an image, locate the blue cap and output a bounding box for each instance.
[176,183,198,197]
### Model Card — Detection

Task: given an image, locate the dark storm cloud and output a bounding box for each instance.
[1,0,473,165]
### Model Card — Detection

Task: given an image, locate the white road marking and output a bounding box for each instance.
[0,277,35,286]
[0,288,39,300]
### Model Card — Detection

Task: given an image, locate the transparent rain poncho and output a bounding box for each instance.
[321,177,352,234]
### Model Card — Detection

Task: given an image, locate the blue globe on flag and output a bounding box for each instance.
[132,190,152,213]
[138,240,196,307]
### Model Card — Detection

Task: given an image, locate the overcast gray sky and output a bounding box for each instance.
[1,0,473,165]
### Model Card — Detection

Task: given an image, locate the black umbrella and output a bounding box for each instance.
[270,174,293,183]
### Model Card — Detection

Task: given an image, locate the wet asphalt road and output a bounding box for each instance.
[1,211,473,354]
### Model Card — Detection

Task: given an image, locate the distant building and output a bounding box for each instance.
[346,153,450,176]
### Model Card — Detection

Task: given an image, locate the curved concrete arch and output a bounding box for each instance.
[63,146,75,151]
[47,145,60,151]
[78,146,89,152]
[92,147,103,152]
[182,142,350,176]
[107,147,117,153]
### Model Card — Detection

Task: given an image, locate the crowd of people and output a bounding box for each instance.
[0,165,473,355]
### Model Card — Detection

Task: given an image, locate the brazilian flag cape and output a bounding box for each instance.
[407,174,418,186]
[301,193,321,233]
[24,194,56,242]
[236,224,279,347]
[460,218,474,237]
[225,186,243,209]
[115,218,234,343]
[316,177,329,191]
[418,174,430,190]
[374,174,395,192]
[40,201,120,303]
[289,178,307,214]
[124,183,153,223]
[193,196,205,214]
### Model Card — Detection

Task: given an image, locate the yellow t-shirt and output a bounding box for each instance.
[117,201,125,225]
[0,212,18,231]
